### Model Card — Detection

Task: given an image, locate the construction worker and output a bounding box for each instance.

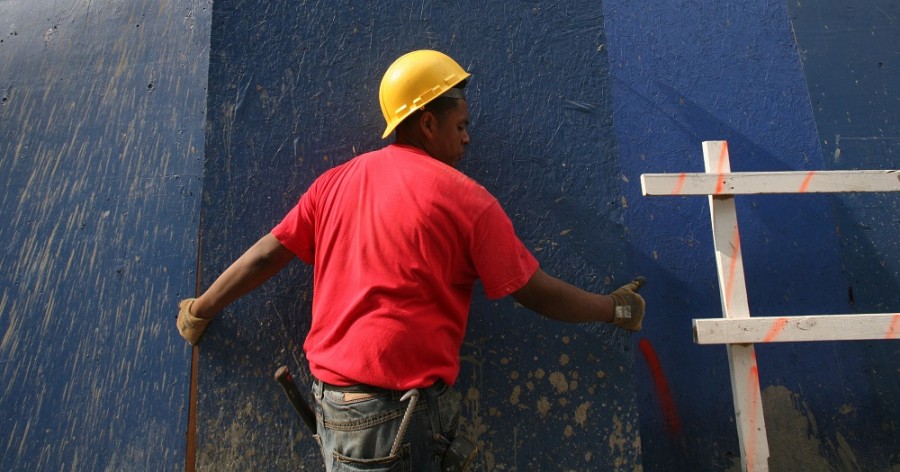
[177,49,645,471]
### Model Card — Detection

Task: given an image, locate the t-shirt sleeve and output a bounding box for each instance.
[470,201,539,299]
[271,191,316,264]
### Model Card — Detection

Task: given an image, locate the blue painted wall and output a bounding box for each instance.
[1,0,896,470]
[788,1,900,469]
[198,1,639,470]
[0,0,210,470]
[606,0,899,470]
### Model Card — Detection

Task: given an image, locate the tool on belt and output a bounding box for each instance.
[274,366,317,434]
[274,366,475,471]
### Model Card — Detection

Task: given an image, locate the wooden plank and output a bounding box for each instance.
[693,313,900,344]
[705,143,751,320]
[703,141,770,472]
[727,344,769,472]
[641,170,900,196]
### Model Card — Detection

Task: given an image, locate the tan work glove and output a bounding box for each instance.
[177,298,212,345]
[609,277,646,331]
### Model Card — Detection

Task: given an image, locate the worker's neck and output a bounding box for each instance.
[394,132,429,155]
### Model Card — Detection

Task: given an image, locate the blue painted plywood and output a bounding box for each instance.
[0,0,210,469]
[606,1,899,470]
[4,0,895,470]
[199,1,640,470]
[788,1,900,468]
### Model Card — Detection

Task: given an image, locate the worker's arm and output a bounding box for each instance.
[511,269,645,330]
[177,233,295,344]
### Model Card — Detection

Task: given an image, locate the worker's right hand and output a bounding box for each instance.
[609,277,646,331]
[177,298,212,345]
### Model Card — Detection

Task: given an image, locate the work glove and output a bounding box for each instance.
[609,277,646,331]
[177,298,211,345]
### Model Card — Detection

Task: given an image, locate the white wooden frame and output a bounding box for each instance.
[694,313,899,344]
[640,140,900,472]
[641,170,899,196]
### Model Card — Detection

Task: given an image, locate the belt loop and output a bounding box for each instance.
[314,379,324,400]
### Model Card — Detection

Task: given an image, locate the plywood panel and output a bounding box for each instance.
[197,1,641,470]
[0,0,211,470]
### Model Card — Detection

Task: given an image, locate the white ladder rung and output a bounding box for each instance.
[693,313,900,344]
[641,169,900,196]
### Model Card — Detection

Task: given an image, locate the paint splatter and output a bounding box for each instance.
[638,338,682,437]
[763,317,789,342]
[509,385,522,406]
[673,172,687,194]
[574,401,592,427]
[537,396,551,417]
[798,171,816,192]
[549,371,569,394]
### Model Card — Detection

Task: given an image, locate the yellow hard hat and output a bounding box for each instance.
[379,50,471,139]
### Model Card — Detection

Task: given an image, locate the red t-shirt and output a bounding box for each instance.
[272,144,538,389]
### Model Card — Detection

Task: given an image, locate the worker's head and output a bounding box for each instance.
[379,50,471,167]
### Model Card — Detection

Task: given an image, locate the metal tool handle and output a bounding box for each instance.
[390,389,420,456]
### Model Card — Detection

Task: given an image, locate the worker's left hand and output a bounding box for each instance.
[609,277,646,331]
[176,298,211,345]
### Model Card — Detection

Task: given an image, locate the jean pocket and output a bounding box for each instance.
[437,387,461,434]
[332,443,411,472]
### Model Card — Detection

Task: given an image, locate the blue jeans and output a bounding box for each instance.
[311,380,462,471]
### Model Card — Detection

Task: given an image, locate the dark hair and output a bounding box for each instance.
[422,95,462,118]
[396,80,468,133]
[396,96,462,134]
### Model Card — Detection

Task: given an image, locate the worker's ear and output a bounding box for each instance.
[419,110,438,140]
